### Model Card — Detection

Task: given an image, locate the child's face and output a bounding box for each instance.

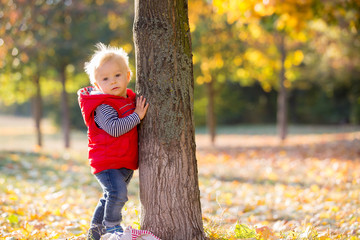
[94,58,130,97]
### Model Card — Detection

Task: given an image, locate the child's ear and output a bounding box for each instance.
[127,71,131,82]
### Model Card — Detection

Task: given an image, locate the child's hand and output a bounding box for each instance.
[134,96,149,120]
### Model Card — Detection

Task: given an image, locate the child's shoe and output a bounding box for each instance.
[106,225,124,235]
[87,224,105,240]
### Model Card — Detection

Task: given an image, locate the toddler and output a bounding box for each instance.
[78,43,149,240]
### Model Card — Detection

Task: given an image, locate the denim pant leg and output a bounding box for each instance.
[91,168,133,227]
[91,193,106,225]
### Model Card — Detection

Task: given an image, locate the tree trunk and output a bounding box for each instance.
[277,34,288,140]
[60,65,70,149]
[32,71,42,148]
[133,1,205,239]
[206,80,216,145]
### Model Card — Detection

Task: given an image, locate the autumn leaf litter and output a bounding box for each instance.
[1,132,360,239]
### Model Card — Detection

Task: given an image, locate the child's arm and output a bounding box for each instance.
[94,96,149,137]
[95,105,140,137]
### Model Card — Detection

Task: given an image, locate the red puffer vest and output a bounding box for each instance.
[78,86,138,174]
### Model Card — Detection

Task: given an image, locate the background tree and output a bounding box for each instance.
[0,0,134,148]
[0,0,52,147]
[133,0,205,239]
[211,0,315,140]
[44,0,131,148]
[208,0,360,139]
[189,1,246,144]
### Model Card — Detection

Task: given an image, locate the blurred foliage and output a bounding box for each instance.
[189,0,360,126]
[0,0,134,129]
[0,0,360,129]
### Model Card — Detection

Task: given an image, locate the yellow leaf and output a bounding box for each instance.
[249,23,262,39]
[310,184,320,192]
[293,50,304,65]
[9,194,18,201]
[213,54,224,68]
[319,212,330,219]
[236,68,250,80]
[233,56,243,66]
[234,223,257,238]
[331,206,339,212]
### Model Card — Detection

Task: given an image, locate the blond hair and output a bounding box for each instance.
[84,42,132,85]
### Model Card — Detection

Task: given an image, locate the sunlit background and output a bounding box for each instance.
[1,1,360,239]
[1,0,359,148]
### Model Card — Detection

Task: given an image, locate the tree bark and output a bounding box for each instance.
[206,80,216,145]
[277,34,288,140]
[60,65,70,149]
[32,71,42,148]
[133,1,205,239]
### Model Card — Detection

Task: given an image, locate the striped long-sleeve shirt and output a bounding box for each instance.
[94,104,140,137]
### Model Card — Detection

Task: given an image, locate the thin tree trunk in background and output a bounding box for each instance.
[133,0,205,239]
[32,71,42,148]
[206,80,216,145]
[60,65,70,149]
[277,34,288,140]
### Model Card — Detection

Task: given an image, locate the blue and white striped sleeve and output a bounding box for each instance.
[94,104,140,137]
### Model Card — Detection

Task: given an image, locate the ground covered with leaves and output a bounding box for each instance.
[1,131,359,239]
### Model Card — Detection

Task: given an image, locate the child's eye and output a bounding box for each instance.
[103,77,108,81]
[115,74,121,77]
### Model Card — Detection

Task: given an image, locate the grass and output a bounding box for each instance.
[1,115,360,239]
[195,124,360,135]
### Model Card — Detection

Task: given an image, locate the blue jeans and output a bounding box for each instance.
[91,168,134,227]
